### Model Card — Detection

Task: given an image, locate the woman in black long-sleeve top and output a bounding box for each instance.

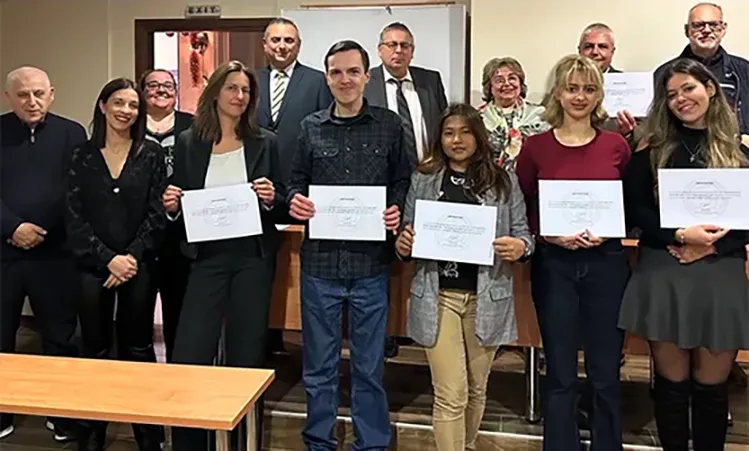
[65,77,166,451]
[619,59,749,451]
[161,60,287,451]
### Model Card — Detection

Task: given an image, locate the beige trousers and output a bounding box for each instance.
[424,289,499,451]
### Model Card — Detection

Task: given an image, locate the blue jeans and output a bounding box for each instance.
[531,241,630,451]
[301,270,391,451]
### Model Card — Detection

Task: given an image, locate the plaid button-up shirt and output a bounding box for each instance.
[287,101,413,280]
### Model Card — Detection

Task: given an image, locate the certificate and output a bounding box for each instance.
[181,184,263,243]
[603,72,654,117]
[658,168,749,229]
[308,185,387,241]
[411,200,497,266]
[538,180,626,238]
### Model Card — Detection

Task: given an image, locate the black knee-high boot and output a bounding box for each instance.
[653,374,690,451]
[691,380,729,451]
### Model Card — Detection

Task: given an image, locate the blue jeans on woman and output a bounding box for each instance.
[531,241,630,451]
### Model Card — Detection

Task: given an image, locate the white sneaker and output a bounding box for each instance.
[0,424,14,440]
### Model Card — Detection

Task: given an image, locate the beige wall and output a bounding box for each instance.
[2,0,747,123]
[472,0,749,104]
[0,0,468,124]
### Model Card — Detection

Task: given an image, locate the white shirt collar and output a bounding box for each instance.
[383,66,413,84]
[271,60,297,79]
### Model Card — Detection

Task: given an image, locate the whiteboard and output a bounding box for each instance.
[281,5,467,102]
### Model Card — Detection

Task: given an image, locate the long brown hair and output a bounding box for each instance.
[645,58,747,176]
[419,103,511,201]
[542,54,608,128]
[193,60,260,143]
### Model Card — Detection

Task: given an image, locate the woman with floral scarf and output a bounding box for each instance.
[479,57,549,171]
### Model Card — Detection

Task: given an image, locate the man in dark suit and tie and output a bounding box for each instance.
[364,22,447,358]
[256,17,332,356]
[365,22,448,168]
[257,17,333,183]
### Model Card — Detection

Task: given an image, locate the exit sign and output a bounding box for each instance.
[185,5,222,18]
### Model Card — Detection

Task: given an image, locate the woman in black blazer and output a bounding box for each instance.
[161,60,286,451]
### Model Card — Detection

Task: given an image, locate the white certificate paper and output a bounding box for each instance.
[411,200,497,266]
[181,184,263,243]
[603,72,654,117]
[539,180,626,238]
[658,168,749,229]
[308,185,387,241]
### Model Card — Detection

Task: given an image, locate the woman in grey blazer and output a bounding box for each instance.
[395,103,534,450]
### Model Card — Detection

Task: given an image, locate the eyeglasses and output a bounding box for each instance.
[380,41,413,51]
[688,20,725,31]
[145,81,176,92]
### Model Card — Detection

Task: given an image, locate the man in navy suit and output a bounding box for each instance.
[257,17,332,356]
[257,17,333,184]
[364,22,448,358]
[364,21,448,168]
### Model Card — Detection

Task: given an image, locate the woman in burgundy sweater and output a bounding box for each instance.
[515,55,631,451]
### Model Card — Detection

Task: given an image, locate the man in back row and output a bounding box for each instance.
[1,66,84,442]
[256,17,333,357]
[365,21,448,358]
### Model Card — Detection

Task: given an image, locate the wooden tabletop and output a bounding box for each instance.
[0,354,274,430]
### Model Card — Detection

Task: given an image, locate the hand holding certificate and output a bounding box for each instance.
[181,184,263,243]
[657,168,749,230]
[411,200,497,265]
[538,180,626,238]
[307,185,389,241]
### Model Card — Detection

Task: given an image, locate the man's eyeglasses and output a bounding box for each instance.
[380,41,413,51]
[145,81,176,92]
[688,21,725,31]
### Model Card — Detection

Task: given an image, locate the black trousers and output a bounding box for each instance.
[75,265,163,449]
[1,257,79,428]
[531,242,630,451]
[150,249,190,362]
[171,246,274,451]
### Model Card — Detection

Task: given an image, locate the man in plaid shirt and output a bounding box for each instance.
[287,40,412,450]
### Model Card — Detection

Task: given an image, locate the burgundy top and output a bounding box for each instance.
[515,128,631,235]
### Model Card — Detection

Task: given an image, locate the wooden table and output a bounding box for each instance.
[0,354,274,451]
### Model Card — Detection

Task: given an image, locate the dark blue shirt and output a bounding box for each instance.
[0,112,87,260]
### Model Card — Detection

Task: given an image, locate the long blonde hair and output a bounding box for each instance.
[542,54,608,128]
[645,58,747,176]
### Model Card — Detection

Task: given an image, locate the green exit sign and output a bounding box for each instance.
[184,5,222,18]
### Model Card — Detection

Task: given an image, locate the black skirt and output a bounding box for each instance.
[618,247,749,352]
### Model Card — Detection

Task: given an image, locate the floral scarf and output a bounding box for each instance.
[480,100,550,171]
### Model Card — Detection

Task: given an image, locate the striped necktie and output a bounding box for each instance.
[388,78,417,165]
[271,71,288,123]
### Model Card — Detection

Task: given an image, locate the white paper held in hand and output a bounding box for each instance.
[657,168,749,230]
[602,72,654,118]
[308,185,387,241]
[411,200,497,266]
[538,180,626,238]
[181,183,263,243]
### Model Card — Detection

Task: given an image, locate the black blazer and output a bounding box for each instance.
[256,63,333,183]
[170,127,290,260]
[364,65,448,156]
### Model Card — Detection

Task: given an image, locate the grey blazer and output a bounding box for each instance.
[403,170,534,348]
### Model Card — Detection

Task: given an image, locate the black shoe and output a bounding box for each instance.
[47,419,76,442]
[0,413,14,440]
[384,337,399,359]
[0,424,14,440]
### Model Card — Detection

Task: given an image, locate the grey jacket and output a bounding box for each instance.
[403,170,534,347]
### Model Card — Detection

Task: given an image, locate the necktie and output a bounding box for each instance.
[271,71,288,123]
[388,79,417,165]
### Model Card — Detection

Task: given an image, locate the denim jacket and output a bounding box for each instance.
[402,169,534,347]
